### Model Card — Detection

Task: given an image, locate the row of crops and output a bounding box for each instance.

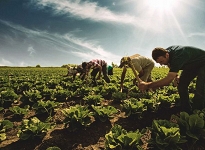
[0,67,205,150]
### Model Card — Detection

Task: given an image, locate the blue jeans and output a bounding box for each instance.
[178,65,205,111]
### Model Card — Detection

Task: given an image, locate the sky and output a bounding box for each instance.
[0,0,205,67]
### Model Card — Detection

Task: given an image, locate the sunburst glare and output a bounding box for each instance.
[145,0,178,12]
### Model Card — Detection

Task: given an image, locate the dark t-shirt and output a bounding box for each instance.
[76,65,85,73]
[167,46,205,72]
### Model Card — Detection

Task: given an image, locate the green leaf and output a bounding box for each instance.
[189,114,204,129]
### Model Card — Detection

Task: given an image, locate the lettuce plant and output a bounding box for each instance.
[61,104,94,131]
[73,86,92,97]
[0,89,18,108]
[32,100,59,116]
[0,120,13,141]
[46,79,60,89]
[105,124,144,150]
[150,119,187,150]
[40,88,54,100]
[46,146,61,150]
[171,111,205,148]
[83,94,103,105]
[9,105,30,118]
[121,98,147,118]
[22,89,42,104]
[17,81,32,93]
[140,98,160,112]
[112,92,126,102]
[17,117,55,140]
[91,105,118,122]
[100,84,118,98]
[53,89,72,101]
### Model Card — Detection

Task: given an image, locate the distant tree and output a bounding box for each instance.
[61,65,67,68]
[61,64,77,68]
[36,64,41,68]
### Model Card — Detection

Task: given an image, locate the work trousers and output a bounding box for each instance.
[140,62,154,82]
[178,65,205,112]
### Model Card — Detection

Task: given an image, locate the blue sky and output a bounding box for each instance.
[0,0,205,67]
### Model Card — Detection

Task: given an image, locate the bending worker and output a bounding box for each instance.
[119,54,155,92]
[139,45,205,113]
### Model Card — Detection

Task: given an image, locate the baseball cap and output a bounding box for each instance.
[119,57,131,68]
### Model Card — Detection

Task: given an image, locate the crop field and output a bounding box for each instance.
[0,67,205,150]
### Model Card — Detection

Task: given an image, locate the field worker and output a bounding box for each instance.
[138,45,205,113]
[107,65,113,75]
[119,54,155,92]
[64,65,86,81]
[82,59,110,86]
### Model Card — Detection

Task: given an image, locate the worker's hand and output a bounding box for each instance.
[138,81,150,92]
[173,76,180,87]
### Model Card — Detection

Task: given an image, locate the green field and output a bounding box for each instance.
[0,67,204,150]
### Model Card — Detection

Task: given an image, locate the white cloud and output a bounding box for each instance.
[188,32,205,38]
[0,58,12,66]
[64,34,120,58]
[72,51,120,65]
[27,46,36,56]
[19,61,28,67]
[0,20,121,65]
[31,0,146,28]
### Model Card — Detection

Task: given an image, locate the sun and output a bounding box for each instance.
[145,0,178,12]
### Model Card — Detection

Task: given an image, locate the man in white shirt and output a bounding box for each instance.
[119,54,155,91]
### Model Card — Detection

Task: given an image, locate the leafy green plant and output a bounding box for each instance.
[171,111,205,149]
[73,86,92,97]
[83,94,103,105]
[121,98,147,118]
[105,124,144,150]
[193,108,205,120]
[17,117,55,140]
[9,105,30,118]
[140,98,160,112]
[0,107,4,112]
[40,88,54,100]
[0,89,18,108]
[0,120,13,141]
[32,100,59,116]
[91,105,118,122]
[46,146,61,150]
[53,89,72,101]
[149,119,187,150]
[128,87,153,99]
[61,105,94,131]
[46,79,60,89]
[112,91,126,102]
[100,84,118,99]
[18,81,32,92]
[22,89,42,104]
[157,94,176,108]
